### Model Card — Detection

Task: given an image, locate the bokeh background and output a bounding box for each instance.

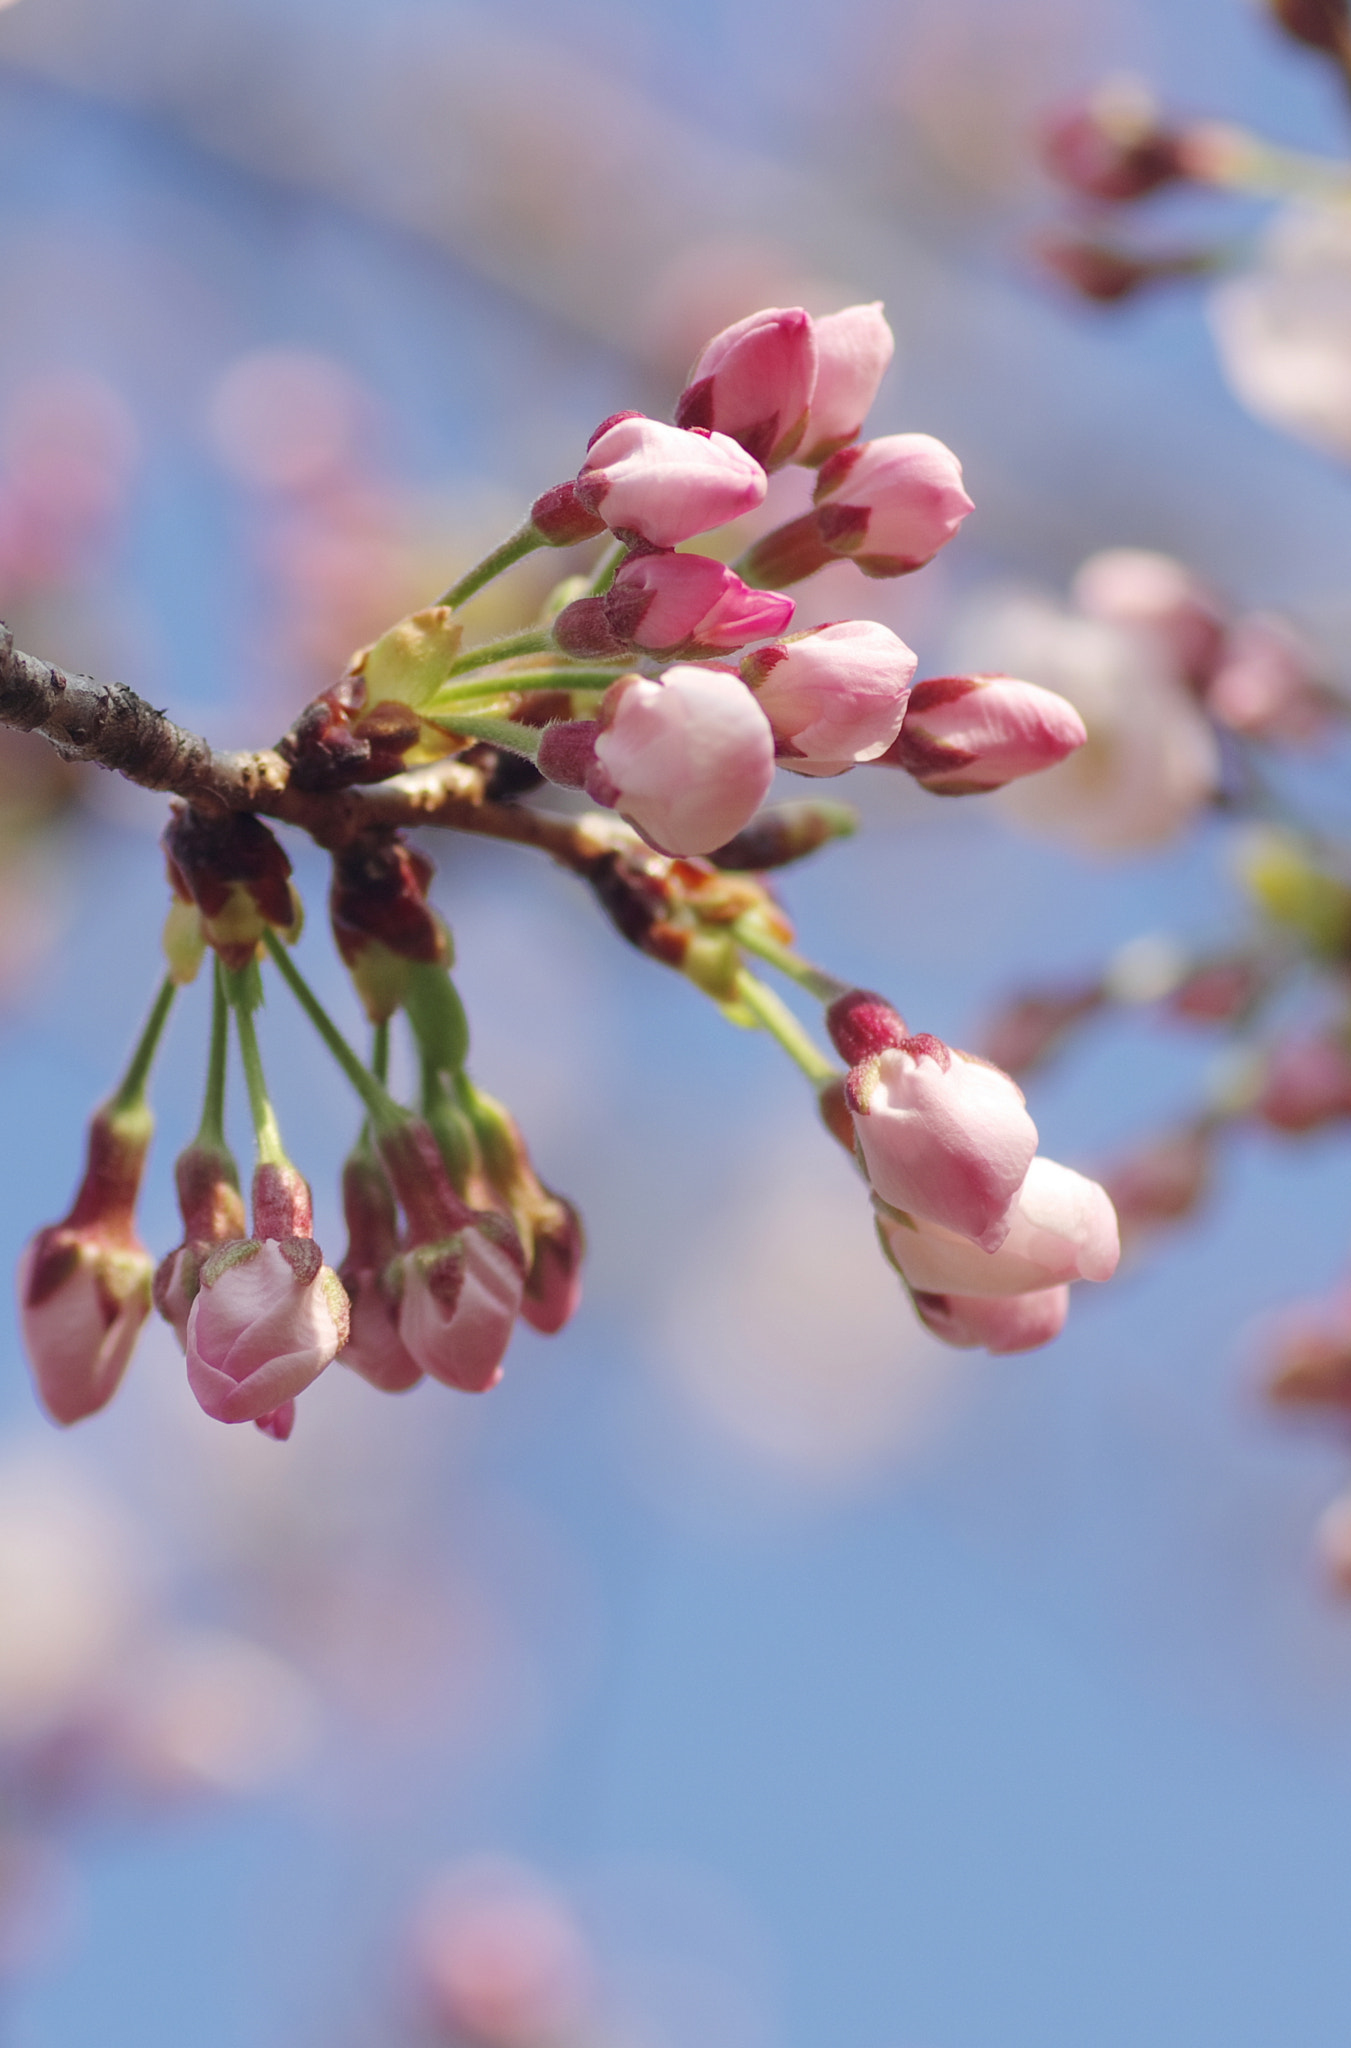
[2,0,1351,2042]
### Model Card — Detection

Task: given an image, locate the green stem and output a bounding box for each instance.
[372,1021,390,1087]
[263,932,400,1134]
[195,959,231,1146]
[227,985,287,1168]
[431,712,543,758]
[734,922,849,1003]
[430,666,625,710]
[447,628,553,676]
[110,975,176,1116]
[1190,124,1351,202]
[436,522,544,609]
[736,970,839,1086]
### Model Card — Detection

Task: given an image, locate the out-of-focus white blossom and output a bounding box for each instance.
[1210,203,1351,462]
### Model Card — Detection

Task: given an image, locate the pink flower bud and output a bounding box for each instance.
[1071,548,1226,688]
[1203,612,1331,744]
[876,1155,1120,1296]
[572,415,767,548]
[338,1150,422,1394]
[591,665,775,856]
[1254,1034,1351,1133]
[883,674,1087,793]
[521,1195,585,1336]
[185,1236,350,1425]
[1040,90,1188,203]
[849,1037,1039,1250]
[553,550,793,661]
[797,303,896,465]
[911,1285,1071,1354]
[397,1217,526,1394]
[812,433,973,577]
[742,619,917,774]
[675,307,818,469]
[825,988,909,1065]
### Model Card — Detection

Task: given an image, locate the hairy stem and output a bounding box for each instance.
[435,522,544,609]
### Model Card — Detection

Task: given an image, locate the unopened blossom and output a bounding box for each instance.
[590,665,776,857]
[885,673,1087,793]
[1040,83,1189,203]
[398,1218,526,1394]
[1209,203,1351,462]
[797,303,896,466]
[1254,1032,1351,1132]
[1204,612,1331,743]
[338,1148,422,1394]
[185,1165,348,1425]
[812,433,973,577]
[552,550,793,661]
[154,1138,247,1347]
[521,1195,585,1336]
[532,414,766,550]
[911,1284,1071,1354]
[741,619,917,774]
[876,1155,1121,1297]
[954,592,1220,851]
[1070,548,1226,689]
[825,987,910,1066]
[675,306,818,469]
[848,1036,1039,1250]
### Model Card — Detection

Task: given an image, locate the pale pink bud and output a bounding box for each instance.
[812,433,973,577]
[911,1285,1071,1354]
[885,673,1087,793]
[876,1155,1121,1296]
[574,414,767,548]
[411,1862,594,2048]
[338,1150,422,1394]
[397,1217,526,1394]
[18,1230,152,1427]
[675,306,818,469]
[1203,613,1331,743]
[1071,548,1226,688]
[553,549,793,661]
[825,988,909,1065]
[741,619,917,774]
[521,1196,585,1337]
[849,1036,1039,1250]
[185,1238,349,1425]
[1254,1034,1351,1133]
[797,303,896,465]
[591,665,775,856]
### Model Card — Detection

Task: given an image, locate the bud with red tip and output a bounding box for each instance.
[532,415,767,550]
[337,1145,423,1394]
[19,1103,155,1426]
[185,1163,350,1426]
[797,303,896,466]
[1041,85,1189,203]
[675,306,818,470]
[875,1155,1120,1296]
[742,619,918,774]
[456,1082,586,1338]
[881,673,1087,793]
[808,434,972,579]
[586,665,776,857]
[1071,548,1226,689]
[825,987,909,1065]
[911,1285,1071,1354]
[552,549,793,662]
[849,1035,1040,1250]
[153,1135,248,1347]
[330,833,447,1025]
[163,806,300,970]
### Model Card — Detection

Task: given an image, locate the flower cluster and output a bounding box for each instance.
[13,296,1112,1439]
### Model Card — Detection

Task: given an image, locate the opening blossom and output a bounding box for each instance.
[553,549,793,662]
[876,1156,1121,1297]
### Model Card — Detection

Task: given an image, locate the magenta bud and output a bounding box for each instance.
[397,1214,526,1393]
[572,414,767,549]
[1254,1034,1351,1133]
[338,1148,423,1394]
[592,666,775,857]
[743,619,917,773]
[797,303,895,466]
[529,480,608,547]
[675,306,818,470]
[884,674,1087,793]
[1099,1127,1212,1242]
[537,719,602,791]
[557,550,793,663]
[185,1236,349,1425]
[825,988,909,1065]
[812,434,973,578]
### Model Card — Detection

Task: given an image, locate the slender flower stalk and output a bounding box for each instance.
[446,630,554,676]
[735,970,839,1085]
[224,968,287,1169]
[436,522,544,609]
[732,921,850,1002]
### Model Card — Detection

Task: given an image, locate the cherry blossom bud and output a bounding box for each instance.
[591,665,776,857]
[536,415,767,550]
[1203,613,1332,743]
[154,1137,247,1347]
[1254,1033,1351,1132]
[1099,1126,1212,1242]
[911,1285,1071,1354]
[709,797,858,870]
[826,987,909,1065]
[553,550,793,661]
[338,1149,422,1394]
[1040,86,1189,203]
[883,674,1087,793]
[454,1085,586,1338]
[797,304,896,466]
[19,1106,154,1426]
[849,1036,1038,1250]
[876,1155,1121,1296]
[397,1216,526,1394]
[162,807,301,971]
[812,434,973,577]
[742,619,917,774]
[330,835,446,1025]
[1071,549,1226,689]
[675,306,818,469]
[185,1164,348,1425]
[522,1196,586,1336]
